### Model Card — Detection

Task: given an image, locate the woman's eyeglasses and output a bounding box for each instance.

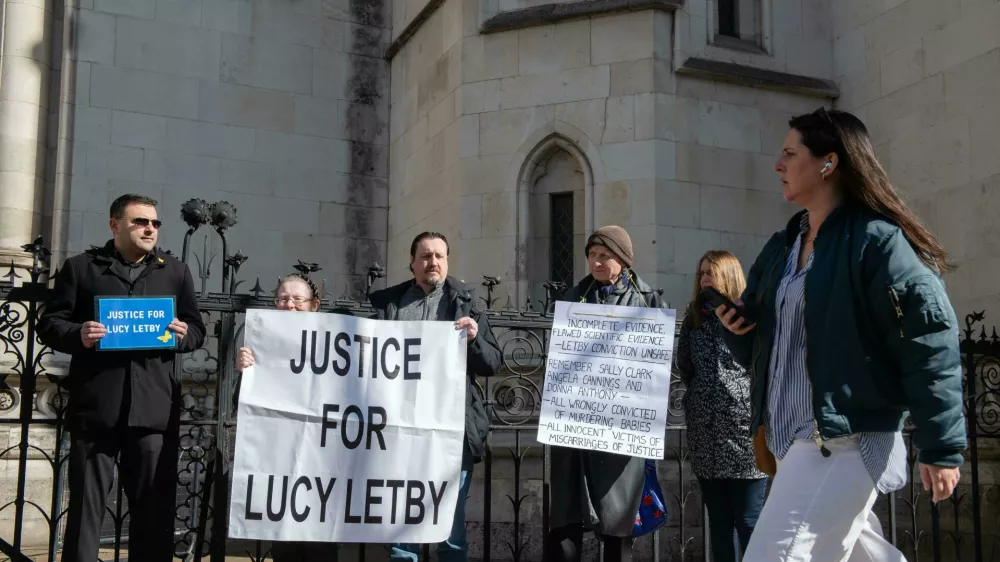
[130,217,163,229]
[275,296,315,305]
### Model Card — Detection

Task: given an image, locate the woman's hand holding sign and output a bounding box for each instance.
[237,347,255,371]
[80,321,107,348]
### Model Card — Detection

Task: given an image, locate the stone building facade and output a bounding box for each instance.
[4,0,997,313]
[383,0,1000,315]
[0,0,392,293]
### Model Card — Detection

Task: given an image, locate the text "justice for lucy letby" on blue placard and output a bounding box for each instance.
[96,296,177,351]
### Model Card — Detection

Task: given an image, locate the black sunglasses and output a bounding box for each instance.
[130,217,163,229]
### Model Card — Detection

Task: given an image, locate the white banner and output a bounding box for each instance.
[229,309,466,543]
[537,301,675,459]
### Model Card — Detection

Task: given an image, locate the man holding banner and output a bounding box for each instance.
[227,230,500,556]
[369,232,502,562]
[38,194,206,562]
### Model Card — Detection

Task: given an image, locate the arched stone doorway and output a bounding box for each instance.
[515,134,594,305]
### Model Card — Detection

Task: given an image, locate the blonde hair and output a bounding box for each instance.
[687,250,746,329]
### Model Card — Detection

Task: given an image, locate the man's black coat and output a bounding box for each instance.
[38,241,207,431]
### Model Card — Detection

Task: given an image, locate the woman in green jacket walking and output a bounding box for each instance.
[716,108,965,561]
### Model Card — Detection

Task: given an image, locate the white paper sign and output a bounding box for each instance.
[537,301,675,459]
[229,309,466,543]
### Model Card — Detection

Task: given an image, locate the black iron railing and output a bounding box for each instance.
[0,202,997,562]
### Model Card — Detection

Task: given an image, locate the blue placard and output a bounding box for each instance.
[96,296,177,351]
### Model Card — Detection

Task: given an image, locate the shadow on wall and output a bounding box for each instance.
[38,2,81,266]
[344,0,390,286]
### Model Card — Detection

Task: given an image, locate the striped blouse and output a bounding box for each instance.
[765,214,908,494]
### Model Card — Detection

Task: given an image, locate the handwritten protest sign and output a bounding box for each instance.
[229,309,466,543]
[95,296,176,351]
[537,301,675,459]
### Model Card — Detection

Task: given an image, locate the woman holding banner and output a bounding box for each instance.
[235,272,337,562]
[674,251,766,562]
[547,225,666,562]
[236,272,322,368]
[716,108,965,561]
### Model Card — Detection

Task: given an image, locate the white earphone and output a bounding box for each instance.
[820,162,832,175]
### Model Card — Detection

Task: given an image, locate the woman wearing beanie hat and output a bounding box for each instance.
[547,225,664,562]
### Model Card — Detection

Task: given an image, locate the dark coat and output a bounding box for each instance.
[38,241,207,432]
[549,271,663,537]
[368,276,503,466]
[724,206,966,467]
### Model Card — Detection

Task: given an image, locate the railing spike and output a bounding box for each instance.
[339,280,353,302]
[502,292,516,312]
[320,278,334,303]
[4,261,21,283]
[249,277,264,299]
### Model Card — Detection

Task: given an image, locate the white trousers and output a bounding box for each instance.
[743,437,908,562]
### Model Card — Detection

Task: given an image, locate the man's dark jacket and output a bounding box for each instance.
[368,276,502,464]
[38,240,207,432]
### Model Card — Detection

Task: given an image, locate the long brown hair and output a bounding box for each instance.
[789,108,952,272]
[686,251,746,329]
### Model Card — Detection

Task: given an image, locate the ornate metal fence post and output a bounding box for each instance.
[181,199,211,264]
[541,281,566,314]
[962,312,987,562]
[176,199,243,562]
[5,238,51,553]
[226,253,248,296]
[212,310,239,562]
[210,202,238,295]
[366,262,385,299]
[481,276,501,311]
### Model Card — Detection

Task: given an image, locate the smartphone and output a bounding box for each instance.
[700,286,753,325]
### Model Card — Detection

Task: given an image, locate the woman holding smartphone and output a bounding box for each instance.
[675,251,766,562]
[716,108,965,561]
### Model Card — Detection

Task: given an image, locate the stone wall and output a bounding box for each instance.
[0,0,55,267]
[675,0,834,81]
[386,0,467,282]
[831,0,1000,319]
[386,1,833,308]
[59,0,390,291]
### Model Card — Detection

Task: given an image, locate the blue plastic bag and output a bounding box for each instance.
[632,459,668,537]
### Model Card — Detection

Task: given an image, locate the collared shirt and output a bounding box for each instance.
[112,248,152,282]
[766,214,908,494]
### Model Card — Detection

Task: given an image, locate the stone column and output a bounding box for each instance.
[0,0,53,266]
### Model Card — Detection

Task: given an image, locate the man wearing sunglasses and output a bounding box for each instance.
[38,193,206,562]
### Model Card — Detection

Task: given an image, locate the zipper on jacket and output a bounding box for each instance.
[803,253,831,458]
[749,247,788,433]
[888,287,904,338]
